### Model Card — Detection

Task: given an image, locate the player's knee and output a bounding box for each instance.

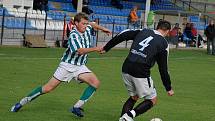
[91,79,100,88]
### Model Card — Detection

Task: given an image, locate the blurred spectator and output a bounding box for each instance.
[169,23,181,46]
[147,11,155,27]
[191,23,197,37]
[182,17,188,30]
[63,17,74,48]
[111,0,123,9]
[177,28,183,42]
[183,23,195,46]
[151,0,156,5]
[191,23,204,48]
[205,20,215,54]
[82,6,93,15]
[72,0,78,9]
[82,0,93,15]
[197,34,205,48]
[169,23,180,37]
[33,0,48,11]
[159,19,163,21]
[151,0,161,5]
[66,17,75,38]
[184,23,193,39]
[90,19,99,47]
[128,6,139,29]
[83,0,89,5]
[72,0,93,15]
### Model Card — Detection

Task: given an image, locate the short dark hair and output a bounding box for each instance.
[74,12,89,23]
[156,20,171,30]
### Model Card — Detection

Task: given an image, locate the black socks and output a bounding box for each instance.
[121,97,137,116]
[133,100,153,117]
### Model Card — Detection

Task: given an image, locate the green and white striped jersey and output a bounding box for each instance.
[61,25,92,65]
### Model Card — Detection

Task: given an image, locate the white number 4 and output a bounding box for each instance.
[139,36,153,51]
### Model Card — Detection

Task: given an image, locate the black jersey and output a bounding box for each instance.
[103,29,171,91]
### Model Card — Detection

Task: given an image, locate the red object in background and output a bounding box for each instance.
[208,12,215,14]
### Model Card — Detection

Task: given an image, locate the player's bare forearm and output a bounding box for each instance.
[103,30,141,52]
[77,46,102,55]
[89,22,111,35]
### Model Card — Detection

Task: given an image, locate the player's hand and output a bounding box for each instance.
[99,50,106,54]
[99,46,106,54]
[94,46,103,52]
[167,89,174,96]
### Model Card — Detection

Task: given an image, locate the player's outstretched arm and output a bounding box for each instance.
[103,29,141,52]
[89,22,112,35]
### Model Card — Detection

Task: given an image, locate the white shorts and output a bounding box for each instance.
[122,73,157,99]
[53,62,92,83]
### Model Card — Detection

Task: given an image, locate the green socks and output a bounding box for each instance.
[80,85,97,101]
[20,85,97,108]
[74,85,97,108]
[27,86,43,99]
[20,86,43,105]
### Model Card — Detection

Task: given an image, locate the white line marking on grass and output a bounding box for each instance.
[171,57,195,60]
[171,56,215,62]
[0,57,123,60]
[0,57,59,60]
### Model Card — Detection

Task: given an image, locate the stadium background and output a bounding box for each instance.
[0,0,214,48]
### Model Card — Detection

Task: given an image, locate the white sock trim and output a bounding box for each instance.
[130,110,136,117]
[74,100,85,108]
[20,97,30,105]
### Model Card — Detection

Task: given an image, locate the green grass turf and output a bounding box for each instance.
[0,47,215,121]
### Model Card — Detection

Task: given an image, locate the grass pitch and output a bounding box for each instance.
[0,47,215,121]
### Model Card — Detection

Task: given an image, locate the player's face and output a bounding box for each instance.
[75,18,88,33]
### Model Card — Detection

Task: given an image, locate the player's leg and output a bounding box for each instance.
[207,39,210,54]
[212,38,215,55]
[121,76,157,120]
[129,97,156,118]
[71,72,100,117]
[119,97,156,121]
[120,96,138,117]
[119,73,137,121]
[11,77,61,112]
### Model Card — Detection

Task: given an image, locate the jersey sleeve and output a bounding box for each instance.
[103,29,141,52]
[156,44,172,91]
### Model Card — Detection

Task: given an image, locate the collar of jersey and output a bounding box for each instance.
[153,30,163,36]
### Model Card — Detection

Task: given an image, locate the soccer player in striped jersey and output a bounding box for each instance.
[100,20,174,121]
[11,12,111,118]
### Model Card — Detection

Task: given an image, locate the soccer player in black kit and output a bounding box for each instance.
[100,20,174,121]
